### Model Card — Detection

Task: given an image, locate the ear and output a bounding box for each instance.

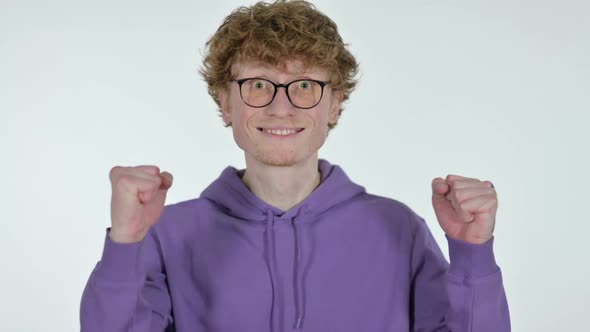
[328,90,343,125]
[218,89,232,125]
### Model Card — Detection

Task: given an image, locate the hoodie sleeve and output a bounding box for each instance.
[80,227,173,332]
[409,216,511,332]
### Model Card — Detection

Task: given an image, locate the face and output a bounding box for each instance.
[218,60,342,167]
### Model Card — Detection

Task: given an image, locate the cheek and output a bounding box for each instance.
[304,112,329,143]
[308,105,331,128]
[233,107,259,138]
[231,116,251,151]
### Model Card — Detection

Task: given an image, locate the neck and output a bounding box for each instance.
[241,154,321,212]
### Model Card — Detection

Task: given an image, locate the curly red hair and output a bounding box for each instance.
[199,0,359,129]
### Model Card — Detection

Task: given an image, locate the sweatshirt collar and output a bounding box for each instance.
[200,158,365,222]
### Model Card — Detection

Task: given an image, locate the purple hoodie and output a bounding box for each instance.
[80,159,510,331]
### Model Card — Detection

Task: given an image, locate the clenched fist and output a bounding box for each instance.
[431,175,497,245]
[109,165,173,243]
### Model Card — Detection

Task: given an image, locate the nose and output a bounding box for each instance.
[265,87,296,117]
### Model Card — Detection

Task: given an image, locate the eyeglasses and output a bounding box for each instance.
[231,77,330,109]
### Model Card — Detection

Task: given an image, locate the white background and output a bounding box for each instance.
[2,0,589,330]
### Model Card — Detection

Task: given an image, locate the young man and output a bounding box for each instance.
[80,1,510,331]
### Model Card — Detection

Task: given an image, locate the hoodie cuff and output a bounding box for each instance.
[446,234,499,278]
[94,227,142,281]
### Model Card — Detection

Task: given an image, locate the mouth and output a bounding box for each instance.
[257,127,305,137]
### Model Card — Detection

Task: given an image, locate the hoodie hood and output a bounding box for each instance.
[200,159,366,222]
[200,159,365,331]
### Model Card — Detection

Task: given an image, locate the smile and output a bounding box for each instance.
[257,127,305,137]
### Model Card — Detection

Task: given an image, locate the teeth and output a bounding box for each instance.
[264,128,298,136]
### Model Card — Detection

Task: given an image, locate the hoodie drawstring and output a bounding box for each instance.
[293,218,305,329]
[266,210,281,332]
[265,209,307,332]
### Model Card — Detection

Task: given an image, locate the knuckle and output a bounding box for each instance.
[109,166,120,180]
[458,202,467,211]
[451,190,463,203]
[116,175,133,189]
[137,165,160,175]
[453,190,464,202]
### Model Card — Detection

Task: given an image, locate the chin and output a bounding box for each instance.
[237,130,325,167]
[247,146,309,167]
[258,151,299,167]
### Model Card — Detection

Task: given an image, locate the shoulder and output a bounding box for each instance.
[349,192,428,233]
[163,197,216,218]
[151,197,220,235]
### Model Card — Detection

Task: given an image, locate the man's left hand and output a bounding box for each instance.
[431,175,497,245]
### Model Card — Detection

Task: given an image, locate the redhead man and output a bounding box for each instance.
[80,1,510,331]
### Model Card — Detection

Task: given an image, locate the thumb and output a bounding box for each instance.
[138,172,173,204]
[431,178,449,199]
[159,171,174,191]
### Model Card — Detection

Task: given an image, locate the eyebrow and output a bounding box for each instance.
[241,75,323,82]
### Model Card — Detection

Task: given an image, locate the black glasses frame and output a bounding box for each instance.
[231,77,330,109]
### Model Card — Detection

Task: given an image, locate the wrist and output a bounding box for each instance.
[446,234,499,278]
[94,227,144,281]
[108,227,146,244]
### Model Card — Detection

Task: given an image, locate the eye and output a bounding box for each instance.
[297,80,312,89]
[252,80,267,89]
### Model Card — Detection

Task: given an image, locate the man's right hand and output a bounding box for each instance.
[108,165,173,243]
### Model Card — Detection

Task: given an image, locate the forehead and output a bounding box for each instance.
[232,60,329,80]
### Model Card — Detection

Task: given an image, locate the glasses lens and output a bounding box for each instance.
[288,80,323,108]
[240,78,275,107]
[239,78,325,108]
